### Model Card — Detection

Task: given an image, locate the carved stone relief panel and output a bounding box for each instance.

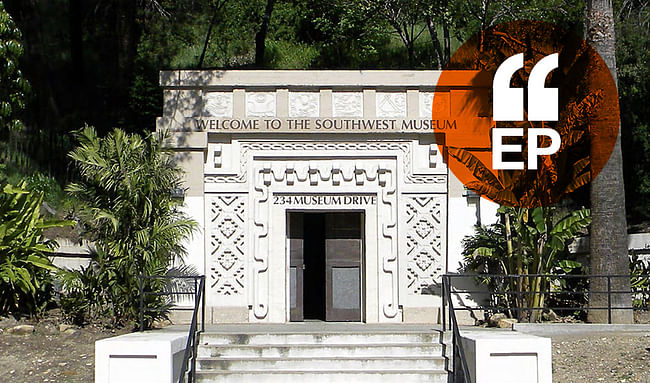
[289,92,319,117]
[431,91,450,117]
[332,92,363,117]
[246,92,276,117]
[419,91,450,118]
[203,92,233,117]
[376,92,407,117]
[419,92,434,118]
[207,194,247,298]
[403,195,445,295]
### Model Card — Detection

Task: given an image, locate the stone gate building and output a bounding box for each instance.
[156,70,496,324]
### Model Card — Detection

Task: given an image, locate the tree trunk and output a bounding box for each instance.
[198,8,219,68]
[442,21,450,67]
[586,0,633,323]
[406,41,415,68]
[425,15,445,70]
[255,0,276,68]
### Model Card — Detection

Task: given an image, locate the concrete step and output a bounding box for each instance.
[194,370,448,383]
[200,332,440,345]
[197,355,446,371]
[198,343,443,358]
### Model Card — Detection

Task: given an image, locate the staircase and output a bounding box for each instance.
[193,324,449,383]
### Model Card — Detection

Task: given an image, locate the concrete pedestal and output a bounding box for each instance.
[95,331,188,383]
[460,330,552,383]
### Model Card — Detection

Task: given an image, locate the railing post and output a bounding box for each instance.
[442,276,447,332]
[607,276,612,324]
[139,274,144,332]
[516,275,522,321]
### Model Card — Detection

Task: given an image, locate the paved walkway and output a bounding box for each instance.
[513,323,650,336]
[159,322,442,333]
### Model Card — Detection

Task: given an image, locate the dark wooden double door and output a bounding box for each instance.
[289,212,363,322]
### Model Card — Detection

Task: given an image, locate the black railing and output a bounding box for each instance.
[441,275,473,383]
[442,273,650,325]
[138,275,206,383]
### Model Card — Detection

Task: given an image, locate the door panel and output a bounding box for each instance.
[288,213,304,321]
[325,213,362,321]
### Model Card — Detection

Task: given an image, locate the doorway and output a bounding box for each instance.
[288,211,363,322]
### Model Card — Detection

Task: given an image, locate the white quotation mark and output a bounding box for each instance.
[492,53,561,170]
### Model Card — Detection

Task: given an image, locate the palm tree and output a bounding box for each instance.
[585,0,633,323]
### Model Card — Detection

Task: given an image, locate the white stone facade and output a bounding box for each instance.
[157,70,497,323]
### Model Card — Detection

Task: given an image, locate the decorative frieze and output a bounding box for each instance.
[204,141,446,185]
[199,89,452,120]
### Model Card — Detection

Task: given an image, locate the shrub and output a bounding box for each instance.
[462,206,590,321]
[630,252,650,309]
[64,126,196,327]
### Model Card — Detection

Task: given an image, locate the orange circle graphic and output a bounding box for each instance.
[434,20,619,207]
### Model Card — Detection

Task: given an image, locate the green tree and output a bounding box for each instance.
[422,0,460,69]
[617,0,650,225]
[0,0,30,171]
[66,126,196,326]
[364,0,427,67]
[0,0,28,133]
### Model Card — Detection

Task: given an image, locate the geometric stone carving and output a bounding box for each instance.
[404,195,444,294]
[204,141,448,185]
[208,195,246,296]
[429,144,438,168]
[256,161,390,187]
[246,92,276,117]
[213,144,222,168]
[289,92,319,117]
[332,92,363,117]
[376,92,406,117]
[204,92,233,117]
[252,159,400,321]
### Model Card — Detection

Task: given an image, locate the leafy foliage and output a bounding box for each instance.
[64,126,197,326]
[463,206,591,321]
[0,0,646,228]
[0,180,73,316]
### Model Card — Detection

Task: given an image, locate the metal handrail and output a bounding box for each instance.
[177,276,205,383]
[442,273,650,324]
[139,274,206,331]
[442,274,473,383]
[137,274,206,383]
